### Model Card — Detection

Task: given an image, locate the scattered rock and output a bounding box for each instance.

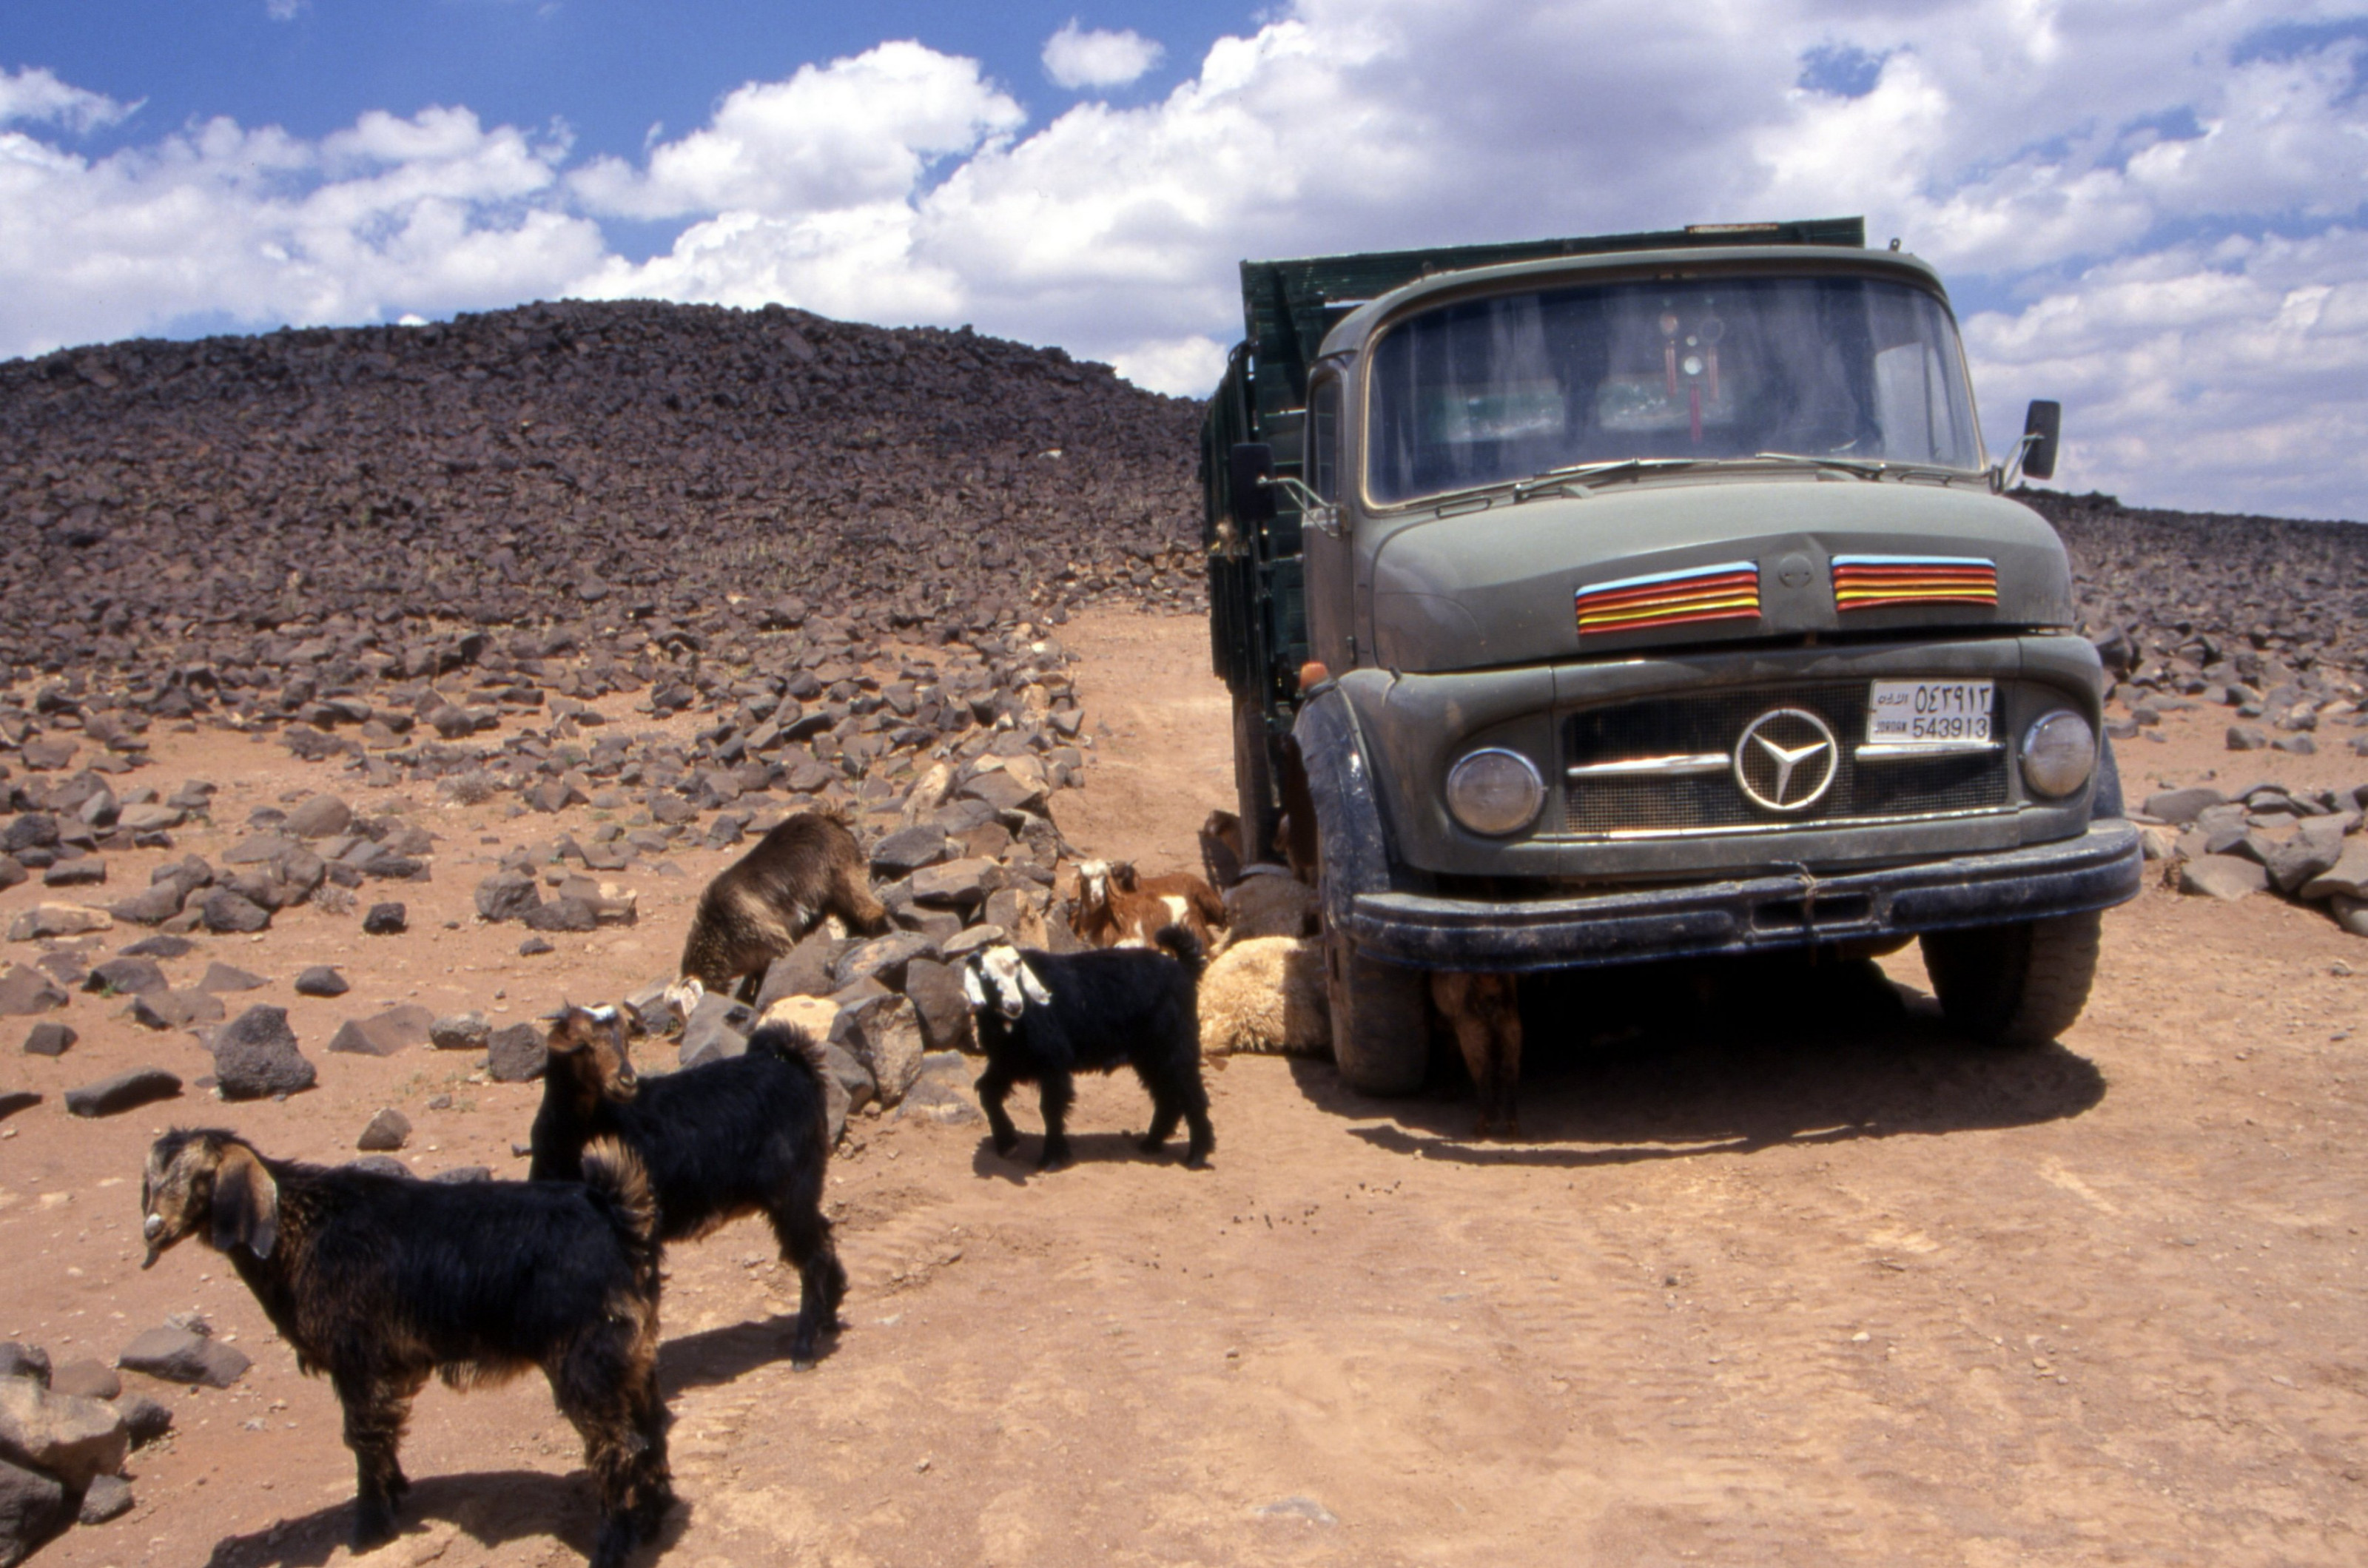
[518,935,554,955]
[44,1362,117,1403]
[0,1349,47,1388]
[7,904,112,942]
[77,1473,132,1526]
[324,1003,434,1058]
[63,1068,181,1117]
[292,965,349,997]
[2225,724,2268,751]
[0,969,66,1017]
[283,794,352,839]
[18,1022,73,1057]
[473,870,542,923]
[361,901,408,935]
[486,1022,547,1082]
[679,992,756,1069]
[115,1393,170,1448]
[848,995,926,1107]
[430,1012,490,1051]
[209,1006,316,1100]
[0,1455,67,1568]
[199,889,269,935]
[127,989,223,1032]
[196,963,268,993]
[357,1108,412,1151]
[115,1327,249,1389]
[0,1372,129,1490]
[901,958,975,1054]
[2301,841,2368,903]
[2179,855,2270,901]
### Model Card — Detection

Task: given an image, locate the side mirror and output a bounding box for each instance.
[2019,400,2061,482]
[1228,442,1276,528]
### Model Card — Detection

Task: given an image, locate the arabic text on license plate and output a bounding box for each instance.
[1866,680,1993,744]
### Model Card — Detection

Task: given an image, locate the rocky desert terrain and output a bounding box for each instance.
[0,303,2363,1568]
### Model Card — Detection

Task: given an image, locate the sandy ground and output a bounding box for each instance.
[4,609,2364,1568]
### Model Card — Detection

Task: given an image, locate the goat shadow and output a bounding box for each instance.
[969,1129,1207,1186]
[1300,953,2108,1168]
[198,1468,690,1568]
[659,1313,839,1396]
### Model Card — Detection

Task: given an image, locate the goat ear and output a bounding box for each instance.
[1019,962,1053,1007]
[961,963,988,1010]
[209,1144,279,1260]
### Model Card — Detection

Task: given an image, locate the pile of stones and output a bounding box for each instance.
[1,1321,226,1564]
[2135,781,2368,932]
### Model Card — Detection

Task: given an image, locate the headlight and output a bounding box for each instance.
[2021,710,2096,798]
[1445,748,1544,836]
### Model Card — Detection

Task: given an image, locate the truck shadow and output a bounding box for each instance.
[1310,955,2107,1168]
[198,1470,690,1568]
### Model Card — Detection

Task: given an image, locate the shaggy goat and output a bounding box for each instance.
[1433,972,1522,1137]
[531,1003,845,1367]
[1069,859,1227,950]
[138,1129,670,1567]
[677,810,888,1004]
[1197,935,1330,1058]
[962,926,1213,1170]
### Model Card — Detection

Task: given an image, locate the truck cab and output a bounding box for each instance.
[1202,219,2142,1091]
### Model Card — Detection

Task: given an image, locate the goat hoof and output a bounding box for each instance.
[352,1515,397,1554]
[990,1134,1020,1157]
[1137,1134,1166,1154]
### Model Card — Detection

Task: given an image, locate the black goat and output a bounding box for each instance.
[530,1003,845,1367]
[961,925,1213,1171]
[139,1129,670,1567]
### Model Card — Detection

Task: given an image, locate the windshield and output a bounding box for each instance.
[1365,273,1983,504]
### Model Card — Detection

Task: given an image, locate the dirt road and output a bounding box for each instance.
[6,609,2364,1567]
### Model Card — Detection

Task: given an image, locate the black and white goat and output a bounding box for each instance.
[139,1129,670,1566]
[529,1003,845,1367]
[961,926,1213,1170]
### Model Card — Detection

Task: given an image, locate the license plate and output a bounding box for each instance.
[1866,680,1993,744]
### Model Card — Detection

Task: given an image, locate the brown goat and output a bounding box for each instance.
[679,810,889,1003]
[1069,858,1226,950]
[139,1128,670,1566]
[1433,972,1522,1137]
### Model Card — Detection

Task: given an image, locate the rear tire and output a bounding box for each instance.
[1919,911,2102,1048]
[1322,918,1429,1094]
[1234,694,1279,867]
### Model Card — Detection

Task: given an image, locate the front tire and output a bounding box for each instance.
[1919,910,2103,1048]
[1323,920,1429,1093]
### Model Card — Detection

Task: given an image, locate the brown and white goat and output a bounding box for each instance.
[139,1128,670,1566]
[1433,972,1522,1137]
[676,809,889,1006]
[1069,858,1227,950]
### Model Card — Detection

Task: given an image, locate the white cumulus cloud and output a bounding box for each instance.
[1042,20,1166,90]
[2,4,2367,518]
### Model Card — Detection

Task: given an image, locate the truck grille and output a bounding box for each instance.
[1561,681,2011,835]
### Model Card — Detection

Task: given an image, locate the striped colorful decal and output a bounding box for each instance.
[1575,561,1760,636]
[1831,553,1998,610]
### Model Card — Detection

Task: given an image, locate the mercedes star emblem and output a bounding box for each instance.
[1733,707,1839,812]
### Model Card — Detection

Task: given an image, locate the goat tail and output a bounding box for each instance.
[1154,923,1207,981]
[580,1137,662,1276]
[749,1020,830,1075]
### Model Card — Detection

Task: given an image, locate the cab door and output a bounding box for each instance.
[1299,372,1356,672]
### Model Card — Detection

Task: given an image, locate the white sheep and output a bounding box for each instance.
[1197,935,1330,1058]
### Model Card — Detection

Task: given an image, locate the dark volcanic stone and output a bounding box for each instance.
[41,858,104,889]
[108,881,185,924]
[78,1472,133,1525]
[487,1022,547,1082]
[356,1107,411,1151]
[209,1006,315,1099]
[474,870,542,922]
[197,962,267,992]
[116,1393,172,1447]
[21,1021,74,1057]
[120,935,195,959]
[115,1326,249,1388]
[520,896,597,933]
[64,1067,181,1117]
[326,1004,434,1057]
[0,967,67,1015]
[200,888,270,934]
[0,1455,68,1566]
[361,901,408,935]
[283,794,352,838]
[293,965,349,997]
[128,989,223,1031]
[84,956,167,996]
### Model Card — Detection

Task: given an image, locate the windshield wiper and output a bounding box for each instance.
[1512,457,1699,501]
[1751,450,1887,477]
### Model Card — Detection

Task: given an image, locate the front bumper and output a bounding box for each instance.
[1342,820,2142,972]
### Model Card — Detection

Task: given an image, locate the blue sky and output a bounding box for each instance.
[1,1,2365,520]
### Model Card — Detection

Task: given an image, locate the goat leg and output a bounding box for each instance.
[1036,1069,1076,1171]
[767,1206,845,1369]
[975,1066,1020,1157]
[1140,1099,1180,1154]
[336,1367,421,1551]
